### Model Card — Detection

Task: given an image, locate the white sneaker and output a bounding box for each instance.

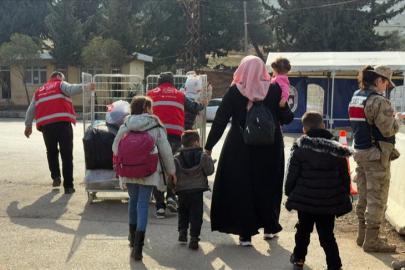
[167,197,178,212]
[156,208,165,219]
[263,233,277,240]
[239,240,252,246]
[239,236,252,246]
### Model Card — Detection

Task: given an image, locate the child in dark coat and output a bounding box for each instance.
[183,76,208,130]
[171,130,215,249]
[285,111,353,270]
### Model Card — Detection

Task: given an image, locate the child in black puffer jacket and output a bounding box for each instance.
[285,111,353,270]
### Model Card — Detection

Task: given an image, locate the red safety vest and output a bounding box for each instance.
[147,83,185,136]
[34,78,76,130]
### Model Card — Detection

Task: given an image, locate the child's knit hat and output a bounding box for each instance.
[184,75,202,99]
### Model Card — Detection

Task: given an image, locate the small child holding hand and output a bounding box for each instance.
[170,130,215,250]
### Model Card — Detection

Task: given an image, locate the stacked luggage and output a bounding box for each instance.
[82,100,131,190]
[83,122,119,189]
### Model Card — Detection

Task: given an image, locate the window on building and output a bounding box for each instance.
[87,68,104,76]
[306,84,325,114]
[25,66,47,85]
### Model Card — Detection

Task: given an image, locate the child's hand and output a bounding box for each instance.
[168,174,177,184]
[279,99,286,107]
[213,159,217,164]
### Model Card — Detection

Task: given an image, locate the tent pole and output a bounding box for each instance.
[402,71,405,113]
[329,71,336,132]
[327,73,330,130]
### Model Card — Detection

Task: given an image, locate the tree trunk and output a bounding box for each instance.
[252,42,264,61]
[247,24,264,61]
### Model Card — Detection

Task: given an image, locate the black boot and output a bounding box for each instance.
[178,229,188,242]
[129,224,137,247]
[131,231,145,260]
[290,253,305,269]
[189,237,200,250]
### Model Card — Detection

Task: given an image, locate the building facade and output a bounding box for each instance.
[1,53,152,110]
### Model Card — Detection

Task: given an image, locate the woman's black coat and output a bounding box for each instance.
[205,84,293,237]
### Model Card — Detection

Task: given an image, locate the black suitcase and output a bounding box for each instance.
[83,122,119,170]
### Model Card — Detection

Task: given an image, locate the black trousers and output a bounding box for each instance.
[41,122,74,189]
[294,211,342,269]
[154,134,181,209]
[178,192,204,237]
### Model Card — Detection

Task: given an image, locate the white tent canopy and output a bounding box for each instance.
[265,52,405,132]
[266,52,405,73]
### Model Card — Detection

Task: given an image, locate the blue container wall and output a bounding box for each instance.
[282,77,403,133]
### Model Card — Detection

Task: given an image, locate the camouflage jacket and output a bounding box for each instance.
[353,85,402,163]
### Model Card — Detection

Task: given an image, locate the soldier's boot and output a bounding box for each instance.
[392,260,405,270]
[363,228,396,253]
[356,219,366,246]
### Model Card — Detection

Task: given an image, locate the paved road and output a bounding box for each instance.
[0,118,402,269]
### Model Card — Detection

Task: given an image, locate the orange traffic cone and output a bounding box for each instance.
[339,130,358,194]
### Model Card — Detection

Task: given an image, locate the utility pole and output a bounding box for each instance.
[244,1,248,56]
[179,0,205,72]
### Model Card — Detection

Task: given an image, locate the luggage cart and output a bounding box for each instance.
[146,74,207,148]
[82,73,144,203]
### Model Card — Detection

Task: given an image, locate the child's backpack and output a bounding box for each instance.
[241,101,276,146]
[115,128,158,178]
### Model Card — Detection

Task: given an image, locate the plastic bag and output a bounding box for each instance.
[106,100,130,127]
[83,169,119,189]
[84,169,117,182]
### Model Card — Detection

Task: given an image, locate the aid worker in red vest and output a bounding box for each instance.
[24,71,95,194]
[147,72,208,218]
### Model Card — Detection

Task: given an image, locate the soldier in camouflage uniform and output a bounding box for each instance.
[349,65,405,253]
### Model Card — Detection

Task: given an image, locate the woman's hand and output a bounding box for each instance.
[204,149,212,156]
[168,174,177,184]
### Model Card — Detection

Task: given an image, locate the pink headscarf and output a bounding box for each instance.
[231,55,271,110]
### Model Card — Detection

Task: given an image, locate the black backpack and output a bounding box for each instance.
[240,101,276,146]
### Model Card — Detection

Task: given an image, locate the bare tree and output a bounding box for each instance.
[0,33,41,105]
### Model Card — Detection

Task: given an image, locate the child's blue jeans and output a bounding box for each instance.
[127,183,154,232]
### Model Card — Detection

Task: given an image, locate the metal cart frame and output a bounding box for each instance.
[82,73,144,203]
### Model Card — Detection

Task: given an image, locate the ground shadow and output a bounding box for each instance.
[6,189,129,263]
[7,189,76,235]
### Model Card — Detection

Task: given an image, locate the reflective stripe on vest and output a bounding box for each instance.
[36,113,76,124]
[153,101,184,110]
[35,94,73,106]
[164,124,185,133]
